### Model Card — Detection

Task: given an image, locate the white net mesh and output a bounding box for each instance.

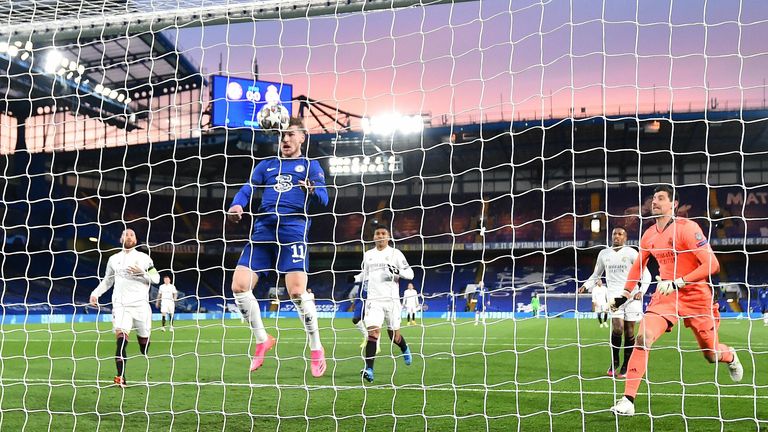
[1,0,767,430]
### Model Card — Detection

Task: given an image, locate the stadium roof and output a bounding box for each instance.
[0,0,202,130]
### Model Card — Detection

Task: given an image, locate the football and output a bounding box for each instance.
[257,103,289,132]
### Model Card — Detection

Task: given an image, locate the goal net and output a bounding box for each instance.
[1,0,766,430]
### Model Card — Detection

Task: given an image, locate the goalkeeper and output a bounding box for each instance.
[610,186,742,416]
[227,117,329,377]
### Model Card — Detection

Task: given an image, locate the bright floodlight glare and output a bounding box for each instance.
[361,113,423,135]
[590,217,601,233]
[361,117,371,134]
[43,50,64,74]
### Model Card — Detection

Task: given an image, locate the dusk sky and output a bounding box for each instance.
[170,0,768,127]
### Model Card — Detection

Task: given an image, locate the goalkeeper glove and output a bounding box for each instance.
[610,292,630,310]
[656,276,685,295]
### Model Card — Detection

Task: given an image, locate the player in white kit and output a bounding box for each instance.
[360,225,415,383]
[90,229,160,388]
[156,275,178,332]
[402,282,419,326]
[591,281,610,328]
[579,226,651,378]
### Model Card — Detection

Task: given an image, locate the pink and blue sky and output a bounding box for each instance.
[171,0,768,126]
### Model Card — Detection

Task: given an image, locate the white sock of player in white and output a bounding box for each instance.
[355,320,368,338]
[234,291,268,344]
[293,292,322,351]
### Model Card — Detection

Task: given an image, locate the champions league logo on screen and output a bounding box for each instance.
[211,75,293,130]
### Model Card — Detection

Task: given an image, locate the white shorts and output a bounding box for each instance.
[364,300,401,331]
[611,298,643,322]
[594,302,609,313]
[112,303,152,338]
[404,305,418,314]
[160,301,175,315]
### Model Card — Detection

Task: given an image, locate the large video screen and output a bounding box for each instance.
[210,75,293,129]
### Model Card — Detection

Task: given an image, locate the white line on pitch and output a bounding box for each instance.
[0,377,765,400]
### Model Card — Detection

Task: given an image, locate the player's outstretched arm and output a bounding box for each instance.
[228,161,266,222]
[90,259,115,305]
[580,250,605,293]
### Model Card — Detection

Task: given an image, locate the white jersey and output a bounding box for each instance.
[403,289,419,308]
[90,248,160,307]
[591,283,609,305]
[158,283,177,302]
[583,246,651,298]
[362,246,415,302]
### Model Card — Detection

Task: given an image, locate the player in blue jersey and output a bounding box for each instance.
[473,281,490,325]
[759,286,768,326]
[227,117,329,377]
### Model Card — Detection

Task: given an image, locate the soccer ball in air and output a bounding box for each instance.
[257,103,289,132]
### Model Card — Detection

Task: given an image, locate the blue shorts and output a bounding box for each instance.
[237,216,308,274]
[352,298,365,321]
[475,298,486,312]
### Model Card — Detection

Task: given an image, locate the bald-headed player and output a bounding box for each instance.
[90,229,160,388]
[610,185,743,416]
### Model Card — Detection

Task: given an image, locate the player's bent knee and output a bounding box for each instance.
[232,267,258,293]
[702,351,717,363]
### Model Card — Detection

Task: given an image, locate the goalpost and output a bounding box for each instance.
[1,0,766,430]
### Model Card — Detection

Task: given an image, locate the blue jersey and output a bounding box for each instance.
[475,286,487,312]
[231,157,329,225]
[759,288,768,309]
[231,157,328,274]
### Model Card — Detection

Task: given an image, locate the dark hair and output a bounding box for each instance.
[373,224,390,233]
[653,185,676,201]
[611,226,627,234]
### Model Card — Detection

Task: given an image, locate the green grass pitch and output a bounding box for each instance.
[1,317,766,431]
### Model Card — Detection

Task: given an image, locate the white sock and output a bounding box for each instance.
[293,292,322,351]
[234,291,268,344]
[355,320,368,338]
